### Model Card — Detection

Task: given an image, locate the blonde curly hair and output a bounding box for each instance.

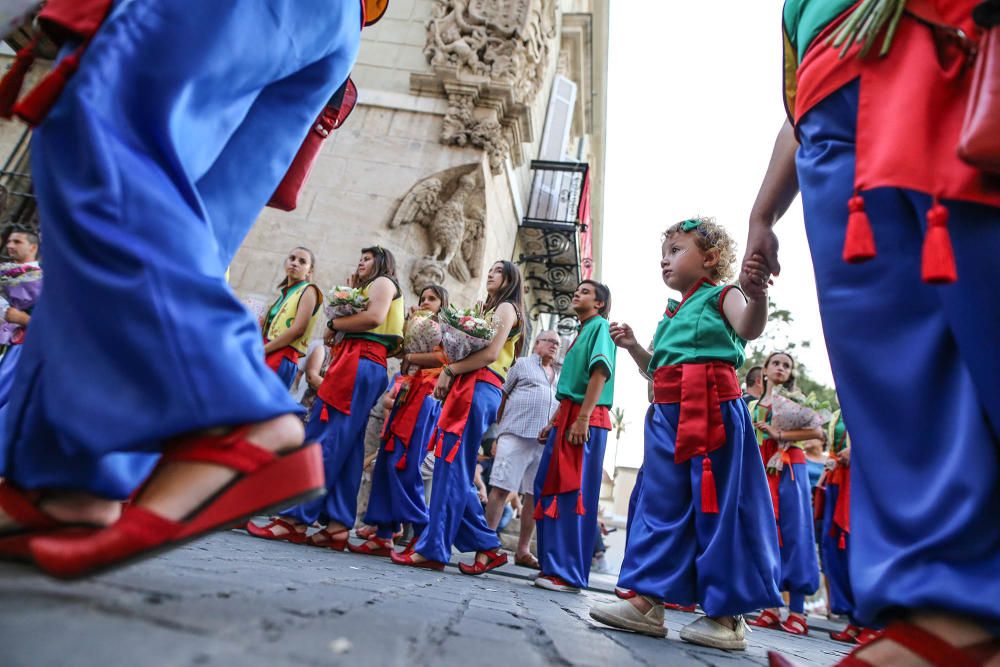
[662,216,738,283]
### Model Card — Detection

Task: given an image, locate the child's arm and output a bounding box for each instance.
[567,367,609,445]
[405,351,445,368]
[609,322,652,374]
[722,287,768,341]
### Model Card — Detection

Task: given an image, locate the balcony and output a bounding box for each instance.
[517,160,593,333]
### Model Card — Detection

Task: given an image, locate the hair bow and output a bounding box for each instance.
[681,219,702,232]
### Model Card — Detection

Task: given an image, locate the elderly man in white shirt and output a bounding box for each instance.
[484,330,561,568]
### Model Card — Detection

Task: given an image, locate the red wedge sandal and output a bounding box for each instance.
[245,517,307,544]
[390,549,445,571]
[347,536,393,557]
[458,548,508,576]
[780,613,809,636]
[830,624,863,644]
[748,609,782,629]
[29,427,324,579]
[0,483,101,562]
[306,526,348,551]
[768,621,1000,667]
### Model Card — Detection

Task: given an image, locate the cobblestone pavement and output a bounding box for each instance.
[0,530,852,667]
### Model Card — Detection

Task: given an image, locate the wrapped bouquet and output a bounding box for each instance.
[0,261,41,345]
[403,309,442,354]
[770,389,830,433]
[325,285,368,345]
[438,303,496,363]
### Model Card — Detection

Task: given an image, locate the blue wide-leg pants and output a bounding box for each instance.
[2,0,360,499]
[282,358,388,528]
[534,425,608,589]
[797,79,1000,629]
[617,401,783,617]
[821,480,856,620]
[776,461,820,603]
[413,381,502,563]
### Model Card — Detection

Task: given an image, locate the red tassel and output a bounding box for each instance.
[395,452,407,471]
[14,50,82,127]
[921,202,958,284]
[544,497,559,519]
[533,500,543,521]
[842,195,876,264]
[0,39,37,118]
[838,532,847,550]
[320,404,329,422]
[576,491,586,516]
[700,458,719,514]
[384,437,395,453]
[433,432,443,457]
[777,526,783,548]
[445,437,461,463]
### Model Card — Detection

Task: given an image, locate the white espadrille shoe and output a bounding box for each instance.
[679,614,748,651]
[589,596,667,638]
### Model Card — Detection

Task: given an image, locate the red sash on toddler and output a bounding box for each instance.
[316,338,387,420]
[652,361,741,514]
[534,398,610,520]
[383,368,441,471]
[429,368,501,465]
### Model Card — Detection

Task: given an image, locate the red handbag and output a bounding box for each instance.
[958,5,1000,173]
[267,77,358,212]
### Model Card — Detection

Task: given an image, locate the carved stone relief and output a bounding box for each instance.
[389,164,487,296]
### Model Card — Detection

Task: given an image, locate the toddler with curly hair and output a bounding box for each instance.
[589,217,782,650]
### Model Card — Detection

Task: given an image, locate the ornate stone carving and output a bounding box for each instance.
[414,0,557,173]
[390,165,487,294]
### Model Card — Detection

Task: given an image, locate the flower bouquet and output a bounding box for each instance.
[325,285,368,345]
[438,303,496,362]
[403,309,442,354]
[0,261,41,345]
[769,388,826,434]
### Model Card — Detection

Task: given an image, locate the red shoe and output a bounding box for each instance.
[0,483,100,562]
[30,428,325,579]
[347,536,393,557]
[400,535,419,555]
[663,602,697,612]
[390,549,445,571]
[768,621,1000,667]
[458,548,507,576]
[355,525,376,540]
[245,517,307,544]
[748,609,782,629]
[306,526,349,551]
[830,623,863,644]
[780,613,809,636]
[614,586,637,599]
[855,628,881,645]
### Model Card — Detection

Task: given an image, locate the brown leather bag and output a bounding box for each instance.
[958,5,1000,173]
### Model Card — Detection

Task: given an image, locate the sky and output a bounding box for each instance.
[601,2,834,470]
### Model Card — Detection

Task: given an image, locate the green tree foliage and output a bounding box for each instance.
[743,300,839,411]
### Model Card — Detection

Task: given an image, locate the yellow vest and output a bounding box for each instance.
[488,328,521,380]
[349,279,404,351]
[264,281,321,355]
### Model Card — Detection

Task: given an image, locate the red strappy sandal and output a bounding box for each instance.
[855,628,881,645]
[355,525,376,540]
[245,517,307,544]
[306,526,348,551]
[748,609,782,629]
[0,483,100,562]
[780,613,809,636]
[347,536,393,557]
[29,428,324,579]
[768,621,1000,667]
[458,548,508,576]
[830,624,863,644]
[390,549,445,571]
[400,535,419,555]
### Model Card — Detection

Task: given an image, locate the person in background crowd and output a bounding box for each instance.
[533,280,615,594]
[484,329,561,569]
[743,365,764,404]
[354,285,449,556]
[262,247,322,389]
[297,341,333,423]
[248,246,401,549]
[392,260,523,574]
[748,351,823,636]
[590,218,781,650]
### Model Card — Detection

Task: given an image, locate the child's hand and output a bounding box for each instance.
[740,253,771,301]
[609,322,638,349]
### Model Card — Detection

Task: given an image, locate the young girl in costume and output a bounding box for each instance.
[262,247,323,389]
[391,261,523,573]
[589,217,782,651]
[248,246,402,548]
[747,351,823,636]
[532,279,615,593]
[351,284,449,556]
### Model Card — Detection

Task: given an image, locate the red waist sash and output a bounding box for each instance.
[264,340,299,373]
[535,398,610,520]
[653,362,741,514]
[431,368,502,464]
[766,446,806,546]
[316,338,387,418]
[383,368,441,471]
